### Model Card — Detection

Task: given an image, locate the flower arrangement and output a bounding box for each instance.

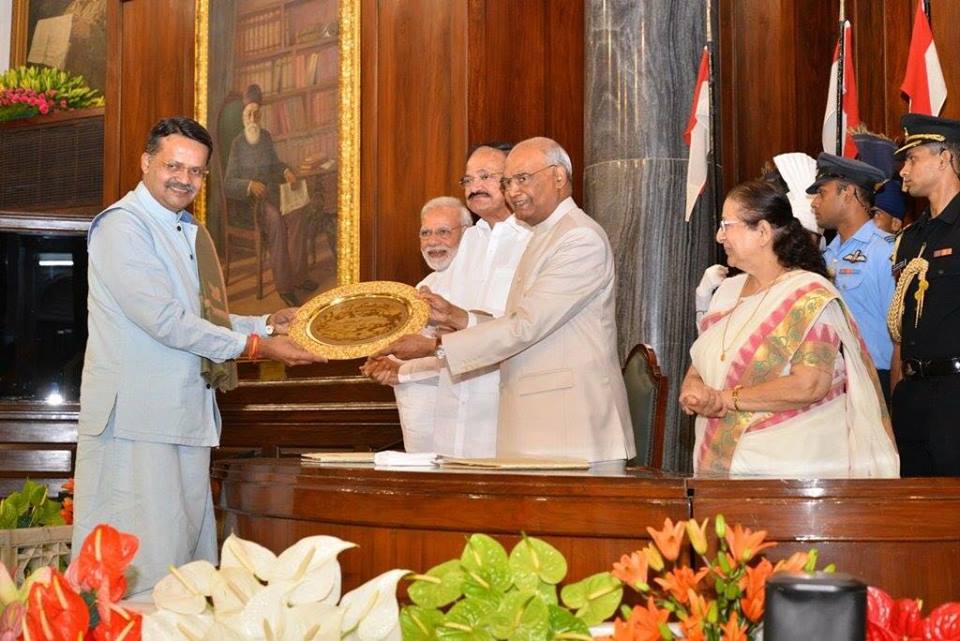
[0,480,67,529]
[867,586,960,641]
[0,66,104,123]
[601,515,828,641]
[0,523,141,641]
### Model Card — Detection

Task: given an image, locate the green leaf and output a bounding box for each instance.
[401,606,445,641]
[0,499,18,529]
[546,606,591,641]
[460,535,512,595]
[487,592,550,641]
[559,573,622,626]
[510,536,567,586]
[437,599,497,641]
[535,581,558,606]
[462,566,512,605]
[409,560,466,609]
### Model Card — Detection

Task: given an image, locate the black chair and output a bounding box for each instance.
[214,94,266,299]
[621,344,667,468]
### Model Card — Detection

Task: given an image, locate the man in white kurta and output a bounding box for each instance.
[74,118,323,597]
[379,138,634,462]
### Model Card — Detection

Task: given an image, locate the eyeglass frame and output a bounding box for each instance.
[458,171,503,188]
[418,224,467,240]
[156,158,210,179]
[717,219,748,233]
[499,164,558,191]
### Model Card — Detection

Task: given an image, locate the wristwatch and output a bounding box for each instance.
[434,337,446,361]
[265,324,276,336]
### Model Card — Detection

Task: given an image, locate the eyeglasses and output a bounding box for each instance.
[158,159,209,179]
[458,172,502,187]
[717,219,746,232]
[419,225,465,240]
[500,164,557,190]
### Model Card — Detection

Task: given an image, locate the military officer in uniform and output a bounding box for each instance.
[807,153,895,402]
[889,114,960,477]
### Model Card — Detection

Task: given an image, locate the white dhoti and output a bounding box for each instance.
[72,413,218,597]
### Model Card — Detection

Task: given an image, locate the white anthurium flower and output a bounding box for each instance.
[267,536,357,583]
[154,560,218,614]
[211,567,265,621]
[286,560,342,607]
[280,603,344,641]
[143,609,215,641]
[221,534,279,581]
[339,569,411,641]
[200,621,248,641]
[224,580,297,640]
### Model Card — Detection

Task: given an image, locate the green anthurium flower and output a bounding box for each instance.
[400,606,445,641]
[436,599,496,641]
[460,536,509,578]
[488,591,551,641]
[546,606,592,641]
[535,581,558,606]
[408,560,465,609]
[559,573,623,626]
[509,537,567,587]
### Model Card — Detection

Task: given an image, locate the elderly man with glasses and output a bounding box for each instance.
[379,137,635,463]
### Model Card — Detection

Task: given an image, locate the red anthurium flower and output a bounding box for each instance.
[90,604,142,641]
[867,587,923,641]
[924,602,960,641]
[66,524,139,601]
[22,570,89,641]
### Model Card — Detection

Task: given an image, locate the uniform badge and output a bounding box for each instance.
[842,249,868,263]
[934,248,954,258]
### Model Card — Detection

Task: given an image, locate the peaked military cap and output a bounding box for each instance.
[895,113,960,159]
[805,152,887,195]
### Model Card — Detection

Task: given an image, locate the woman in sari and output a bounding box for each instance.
[680,178,899,478]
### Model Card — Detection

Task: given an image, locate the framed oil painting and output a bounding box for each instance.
[194,0,359,316]
[9,0,107,93]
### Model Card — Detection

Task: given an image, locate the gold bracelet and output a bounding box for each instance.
[731,385,744,412]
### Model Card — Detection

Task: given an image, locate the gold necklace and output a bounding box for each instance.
[719,272,787,362]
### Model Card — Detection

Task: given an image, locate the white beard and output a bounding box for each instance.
[244,123,261,146]
[422,246,456,271]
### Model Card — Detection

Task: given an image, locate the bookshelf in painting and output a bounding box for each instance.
[233,0,339,194]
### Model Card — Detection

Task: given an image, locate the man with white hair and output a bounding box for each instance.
[379,137,635,463]
[362,197,470,451]
[224,83,314,306]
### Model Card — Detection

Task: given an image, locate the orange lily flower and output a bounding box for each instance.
[615,597,670,641]
[612,551,649,591]
[654,566,710,604]
[773,551,809,574]
[680,590,711,641]
[646,518,686,562]
[643,543,665,572]
[724,524,776,564]
[720,611,748,641]
[739,558,773,622]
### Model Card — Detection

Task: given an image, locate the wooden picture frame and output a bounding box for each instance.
[194,0,359,315]
[9,0,107,93]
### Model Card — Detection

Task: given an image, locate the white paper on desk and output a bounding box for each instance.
[373,451,438,467]
[28,15,73,69]
[280,180,309,215]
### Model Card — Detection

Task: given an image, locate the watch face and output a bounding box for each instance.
[290,281,429,359]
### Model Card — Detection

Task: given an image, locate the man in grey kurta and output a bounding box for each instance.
[73,117,324,596]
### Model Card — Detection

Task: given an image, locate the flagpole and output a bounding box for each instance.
[835,0,845,155]
[706,0,722,225]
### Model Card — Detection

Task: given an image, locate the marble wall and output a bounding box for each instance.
[584,0,719,472]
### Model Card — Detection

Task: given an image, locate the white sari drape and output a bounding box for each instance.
[690,270,899,478]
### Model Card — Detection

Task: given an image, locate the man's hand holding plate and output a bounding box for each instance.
[360,357,400,386]
[374,334,437,360]
[267,307,298,335]
[419,287,468,331]
[259,335,327,366]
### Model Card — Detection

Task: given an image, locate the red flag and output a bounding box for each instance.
[901,0,947,116]
[822,21,860,158]
[684,47,710,221]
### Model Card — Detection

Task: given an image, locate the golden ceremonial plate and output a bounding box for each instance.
[290,280,429,359]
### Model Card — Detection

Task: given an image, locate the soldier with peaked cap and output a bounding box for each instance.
[854,131,908,234]
[808,153,896,403]
[889,113,960,476]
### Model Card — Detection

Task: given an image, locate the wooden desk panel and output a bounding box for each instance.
[689,478,960,607]
[212,459,688,590]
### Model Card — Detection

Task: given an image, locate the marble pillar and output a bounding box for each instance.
[584,0,718,472]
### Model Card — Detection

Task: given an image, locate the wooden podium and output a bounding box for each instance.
[213,459,960,606]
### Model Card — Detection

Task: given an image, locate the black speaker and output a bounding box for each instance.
[763,572,866,641]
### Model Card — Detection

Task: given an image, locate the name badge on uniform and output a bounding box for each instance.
[892,259,907,278]
[934,248,954,258]
[842,249,867,263]
[838,267,860,275]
